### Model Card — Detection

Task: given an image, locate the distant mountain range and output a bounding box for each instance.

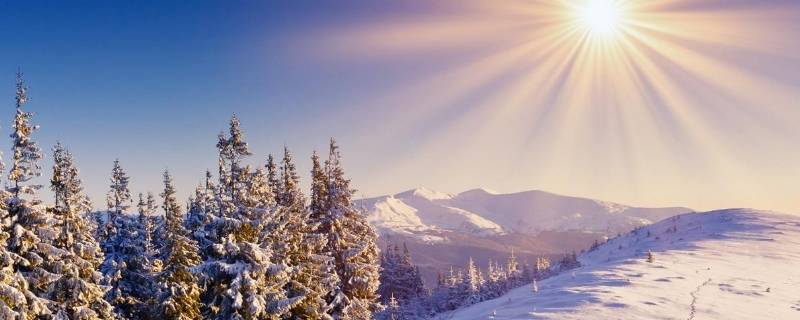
[359,187,692,286]
[361,187,691,241]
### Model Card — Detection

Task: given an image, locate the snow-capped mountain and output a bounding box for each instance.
[362,187,691,241]
[440,209,800,319]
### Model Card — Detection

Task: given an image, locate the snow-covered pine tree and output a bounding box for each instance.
[377,243,427,319]
[100,160,160,318]
[215,115,252,214]
[5,71,62,317]
[101,159,131,253]
[458,257,482,306]
[0,71,50,318]
[505,249,520,287]
[7,71,42,199]
[265,154,280,202]
[0,218,49,318]
[136,192,159,263]
[378,243,425,305]
[201,118,297,319]
[534,257,551,279]
[48,143,114,318]
[323,139,381,318]
[378,244,398,304]
[308,151,328,231]
[481,260,503,300]
[267,147,338,319]
[398,244,426,301]
[157,171,203,320]
[185,172,216,254]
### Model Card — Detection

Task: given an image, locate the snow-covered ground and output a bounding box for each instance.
[439,209,800,319]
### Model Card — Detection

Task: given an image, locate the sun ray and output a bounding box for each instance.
[306,0,800,210]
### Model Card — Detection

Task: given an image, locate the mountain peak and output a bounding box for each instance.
[457,187,497,197]
[395,187,452,201]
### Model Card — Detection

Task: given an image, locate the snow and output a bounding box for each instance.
[363,189,505,241]
[362,187,691,241]
[397,187,454,201]
[440,209,800,320]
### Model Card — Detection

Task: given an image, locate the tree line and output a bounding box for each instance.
[0,72,381,319]
[376,244,568,319]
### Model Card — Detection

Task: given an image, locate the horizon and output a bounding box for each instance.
[1,0,798,214]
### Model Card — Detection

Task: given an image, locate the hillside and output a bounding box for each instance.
[440,209,800,319]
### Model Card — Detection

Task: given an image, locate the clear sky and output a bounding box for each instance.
[0,0,798,213]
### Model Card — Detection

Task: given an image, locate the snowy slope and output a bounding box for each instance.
[440,209,800,320]
[362,188,690,240]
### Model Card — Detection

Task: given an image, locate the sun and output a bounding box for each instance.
[576,0,625,38]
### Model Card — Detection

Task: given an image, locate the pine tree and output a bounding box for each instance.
[4,71,58,318]
[48,143,114,318]
[459,257,482,306]
[7,71,42,199]
[0,75,47,315]
[137,192,158,261]
[158,171,203,320]
[0,210,49,318]
[101,159,131,253]
[308,151,327,231]
[323,139,381,318]
[185,171,216,254]
[267,147,338,319]
[378,244,398,304]
[265,154,280,202]
[215,115,252,212]
[378,243,425,305]
[505,250,520,288]
[201,118,297,319]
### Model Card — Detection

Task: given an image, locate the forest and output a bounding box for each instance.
[0,73,568,320]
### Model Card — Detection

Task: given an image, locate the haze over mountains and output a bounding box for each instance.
[360,187,693,286]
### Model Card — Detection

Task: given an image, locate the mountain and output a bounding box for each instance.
[362,187,692,241]
[361,187,692,286]
[440,209,800,320]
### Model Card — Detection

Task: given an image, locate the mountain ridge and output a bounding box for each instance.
[361,187,692,241]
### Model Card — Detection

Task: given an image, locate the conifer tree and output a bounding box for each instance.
[215,115,252,212]
[323,139,381,318]
[0,75,47,316]
[459,257,482,306]
[265,154,280,202]
[158,171,203,320]
[268,147,339,319]
[5,71,58,317]
[137,192,158,261]
[378,243,425,305]
[201,118,297,319]
[185,170,218,254]
[308,151,328,230]
[101,159,131,252]
[48,143,114,318]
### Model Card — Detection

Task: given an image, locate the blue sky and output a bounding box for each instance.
[0,1,798,212]
[0,1,406,206]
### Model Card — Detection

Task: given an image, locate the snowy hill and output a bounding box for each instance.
[362,188,691,241]
[440,209,800,320]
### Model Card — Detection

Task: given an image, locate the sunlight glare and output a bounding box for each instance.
[578,0,623,37]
